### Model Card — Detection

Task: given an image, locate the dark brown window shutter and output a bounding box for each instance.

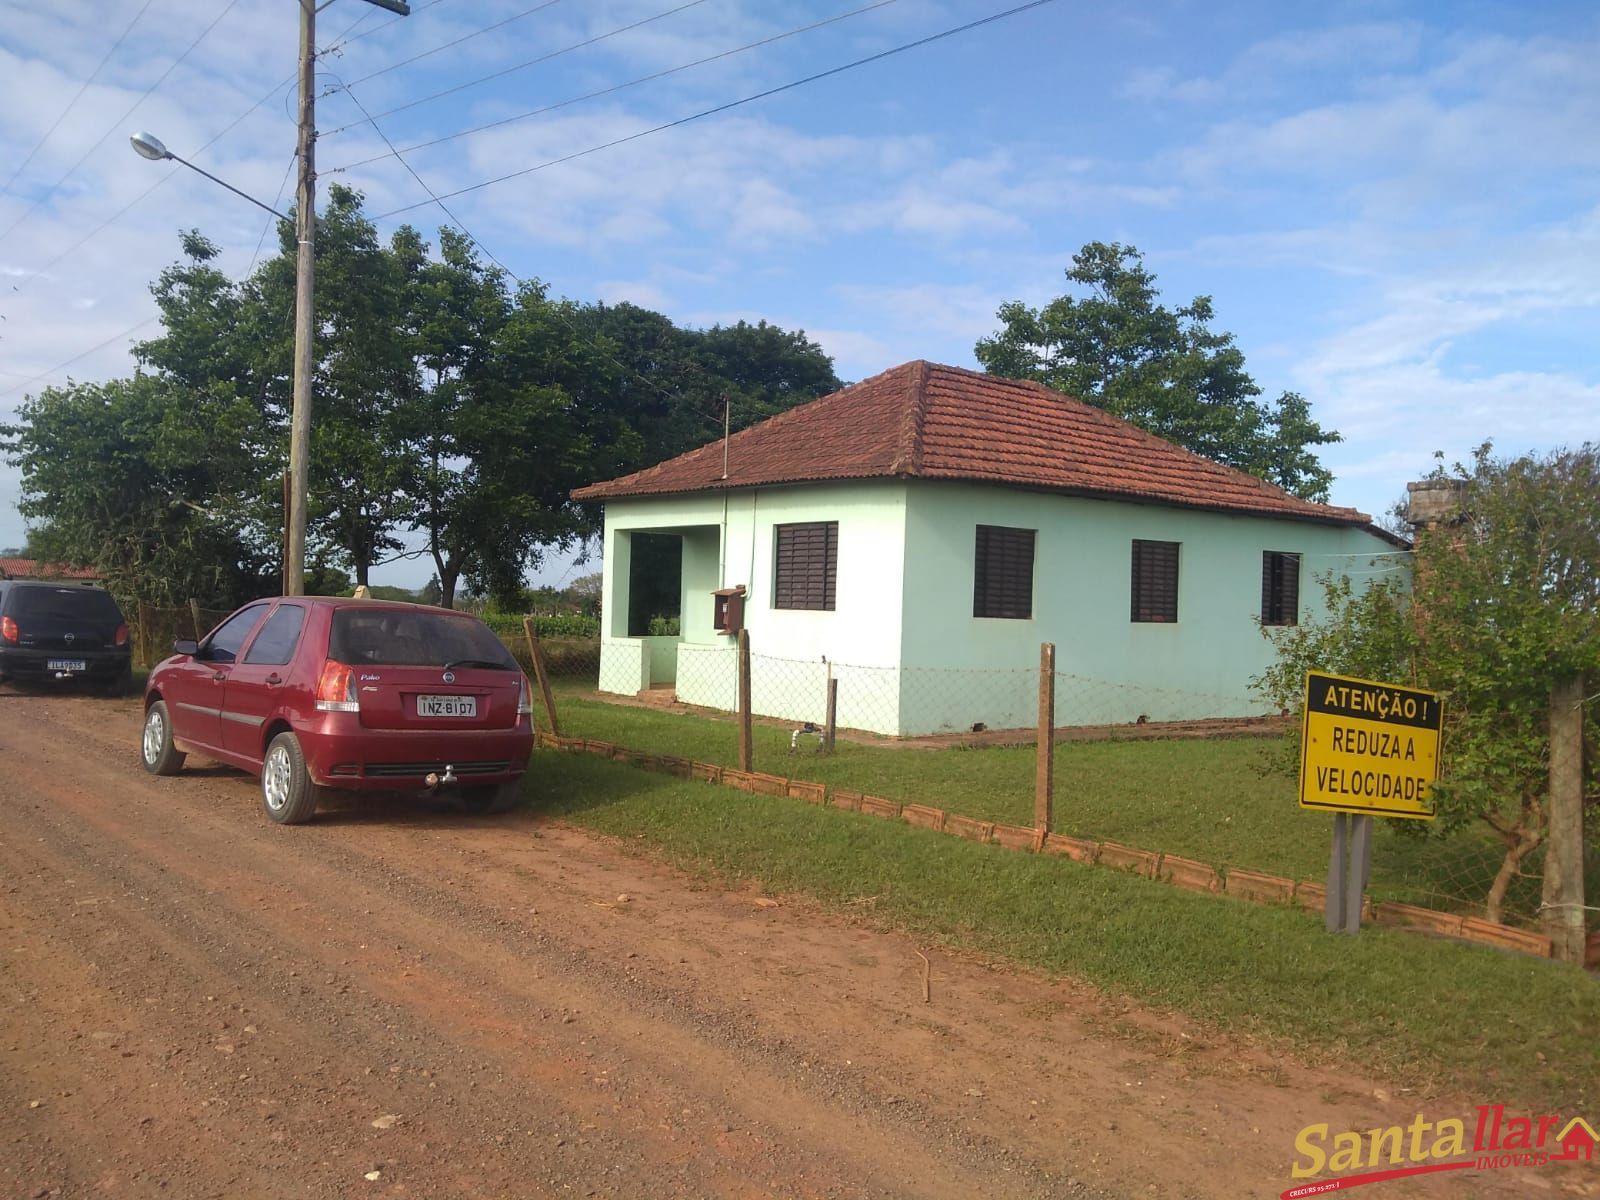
[973,525,1035,619]
[1260,551,1300,626]
[1130,539,1180,622]
[773,522,838,611]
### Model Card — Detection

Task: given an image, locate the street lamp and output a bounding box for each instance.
[127,131,289,221]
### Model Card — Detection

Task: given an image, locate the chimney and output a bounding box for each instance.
[1404,479,1467,532]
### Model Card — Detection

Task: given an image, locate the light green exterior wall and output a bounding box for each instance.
[594,477,1403,736]
[598,481,911,731]
[899,481,1400,733]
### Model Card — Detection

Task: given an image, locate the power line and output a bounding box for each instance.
[247,153,299,275]
[2,73,297,306]
[0,0,160,201]
[327,0,901,174]
[332,0,568,90]
[318,0,453,58]
[334,78,727,428]
[370,0,1059,219]
[322,0,711,135]
[0,4,419,393]
[0,316,160,403]
[0,0,246,246]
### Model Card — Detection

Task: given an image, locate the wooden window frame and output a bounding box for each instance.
[773,521,838,611]
[1130,539,1180,623]
[1260,550,1301,627]
[973,525,1035,620]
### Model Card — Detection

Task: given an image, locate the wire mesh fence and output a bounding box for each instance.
[529,632,1595,944]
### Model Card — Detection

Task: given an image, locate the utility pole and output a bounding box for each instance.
[286,0,409,596]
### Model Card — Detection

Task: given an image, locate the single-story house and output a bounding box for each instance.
[571,361,1405,737]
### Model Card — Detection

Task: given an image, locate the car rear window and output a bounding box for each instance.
[329,608,515,669]
[6,586,123,623]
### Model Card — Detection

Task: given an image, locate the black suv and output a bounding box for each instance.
[0,581,133,693]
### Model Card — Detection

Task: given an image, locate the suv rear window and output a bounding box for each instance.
[329,608,515,669]
[6,586,123,623]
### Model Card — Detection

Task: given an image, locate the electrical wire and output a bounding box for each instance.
[3,72,296,305]
[318,0,452,59]
[331,0,568,90]
[0,0,160,201]
[0,316,161,403]
[0,3,418,389]
[370,0,1059,219]
[335,78,729,428]
[322,0,711,135]
[0,0,246,246]
[247,153,299,275]
[327,0,901,174]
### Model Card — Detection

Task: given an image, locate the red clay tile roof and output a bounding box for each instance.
[572,361,1386,534]
[0,557,98,581]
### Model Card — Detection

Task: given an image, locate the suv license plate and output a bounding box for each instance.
[418,695,476,718]
[48,659,87,672]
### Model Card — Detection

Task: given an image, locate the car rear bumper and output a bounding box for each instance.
[0,646,131,683]
[298,714,535,791]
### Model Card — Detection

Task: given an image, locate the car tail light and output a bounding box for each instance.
[315,661,360,713]
[0,616,16,645]
[518,674,533,716]
[113,623,129,647]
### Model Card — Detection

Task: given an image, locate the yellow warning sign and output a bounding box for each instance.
[1299,671,1443,820]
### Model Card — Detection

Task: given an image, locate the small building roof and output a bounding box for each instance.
[573,361,1392,536]
[0,556,99,581]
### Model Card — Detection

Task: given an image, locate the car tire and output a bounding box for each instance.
[141,701,186,776]
[261,731,323,825]
[459,780,523,815]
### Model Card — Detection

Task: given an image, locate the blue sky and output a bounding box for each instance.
[1,0,1596,590]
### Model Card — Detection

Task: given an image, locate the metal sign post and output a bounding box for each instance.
[1324,811,1374,935]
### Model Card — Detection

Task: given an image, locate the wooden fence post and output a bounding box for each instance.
[1035,642,1055,841]
[522,616,562,738]
[737,628,753,772]
[823,676,838,755]
[188,598,203,641]
[1542,675,1586,963]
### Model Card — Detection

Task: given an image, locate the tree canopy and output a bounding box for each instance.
[1255,443,1600,922]
[975,242,1341,501]
[4,188,840,610]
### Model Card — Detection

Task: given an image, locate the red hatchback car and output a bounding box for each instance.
[141,597,534,824]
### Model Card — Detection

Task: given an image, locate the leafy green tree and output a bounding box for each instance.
[1256,444,1600,921]
[135,193,415,588]
[1,375,274,607]
[12,191,841,609]
[976,242,1341,500]
[572,303,841,492]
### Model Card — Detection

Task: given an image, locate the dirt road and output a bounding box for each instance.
[0,691,1583,1199]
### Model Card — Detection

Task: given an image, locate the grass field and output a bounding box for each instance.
[536,749,1598,1110]
[544,685,1539,920]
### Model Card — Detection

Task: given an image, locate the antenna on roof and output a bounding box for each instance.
[719,393,731,481]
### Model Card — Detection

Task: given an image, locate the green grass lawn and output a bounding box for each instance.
[535,749,1598,1110]
[544,686,1539,920]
